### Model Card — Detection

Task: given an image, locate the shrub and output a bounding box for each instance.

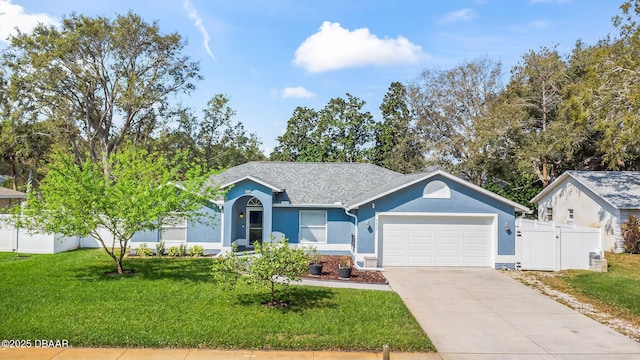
[621,215,640,254]
[155,241,165,257]
[136,243,153,257]
[189,245,205,257]
[178,243,187,257]
[212,236,309,305]
[306,246,323,265]
[167,246,180,257]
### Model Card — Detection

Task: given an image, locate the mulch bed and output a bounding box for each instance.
[303,255,388,284]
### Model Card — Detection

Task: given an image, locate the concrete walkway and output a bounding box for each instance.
[384,267,640,359]
[0,347,439,359]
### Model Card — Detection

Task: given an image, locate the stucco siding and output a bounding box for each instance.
[224,180,273,246]
[272,207,354,246]
[536,178,618,251]
[186,205,222,243]
[355,174,515,266]
[272,208,299,242]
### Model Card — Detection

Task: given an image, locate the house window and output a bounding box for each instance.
[161,214,187,242]
[300,210,327,243]
[546,207,553,222]
[247,197,262,206]
[568,209,574,220]
[423,180,451,199]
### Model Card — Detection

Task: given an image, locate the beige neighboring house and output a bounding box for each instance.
[531,171,640,252]
[0,187,25,213]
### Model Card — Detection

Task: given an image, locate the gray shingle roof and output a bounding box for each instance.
[207,162,403,205]
[566,171,640,209]
[0,187,25,199]
[206,162,530,213]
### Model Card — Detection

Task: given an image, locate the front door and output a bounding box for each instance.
[247,209,263,246]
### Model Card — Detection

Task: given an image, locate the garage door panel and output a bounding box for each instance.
[407,243,434,251]
[381,215,493,267]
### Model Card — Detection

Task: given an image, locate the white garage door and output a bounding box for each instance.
[380,215,494,267]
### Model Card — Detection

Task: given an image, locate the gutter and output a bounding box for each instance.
[343,207,358,258]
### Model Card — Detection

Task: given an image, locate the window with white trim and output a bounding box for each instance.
[300,210,327,243]
[161,214,187,242]
[568,208,574,220]
[546,207,553,222]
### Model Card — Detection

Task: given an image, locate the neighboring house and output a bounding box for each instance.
[531,171,640,252]
[0,187,25,213]
[131,161,530,269]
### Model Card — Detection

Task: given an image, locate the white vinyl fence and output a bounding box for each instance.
[515,219,603,271]
[0,215,109,254]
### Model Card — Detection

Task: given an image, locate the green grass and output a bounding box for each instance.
[0,249,434,351]
[533,252,640,325]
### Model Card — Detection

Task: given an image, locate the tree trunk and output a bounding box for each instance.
[10,159,18,191]
[270,281,275,303]
[115,258,124,275]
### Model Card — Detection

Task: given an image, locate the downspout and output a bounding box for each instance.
[343,207,358,258]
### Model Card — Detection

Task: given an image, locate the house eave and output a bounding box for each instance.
[346,170,531,214]
[272,203,346,208]
[220,175,283,192]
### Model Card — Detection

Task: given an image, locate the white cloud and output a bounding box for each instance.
[282,86,315,99]
[293,21,425,73]
[182,0,216,61]
[440,8,477,24]
[0,0,58,43]
[530,20,551,28]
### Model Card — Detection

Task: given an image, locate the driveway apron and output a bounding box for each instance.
[384,267,640,359]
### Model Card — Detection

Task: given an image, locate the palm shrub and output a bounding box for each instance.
[155,241,165,257]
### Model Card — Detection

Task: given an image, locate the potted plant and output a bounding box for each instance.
[338,257,352,279]
[307,247,323,276]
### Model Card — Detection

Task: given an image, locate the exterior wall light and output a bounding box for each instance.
[239,212,244,219]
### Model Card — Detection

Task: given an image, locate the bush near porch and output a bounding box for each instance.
[0,249,434,351]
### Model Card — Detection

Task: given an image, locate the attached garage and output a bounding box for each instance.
[378,213,496,267]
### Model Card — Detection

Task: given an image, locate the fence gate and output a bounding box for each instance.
[515,219,603,271]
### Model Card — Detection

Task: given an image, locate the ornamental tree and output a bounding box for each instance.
[212,237,309,305]
[11,146,223,274]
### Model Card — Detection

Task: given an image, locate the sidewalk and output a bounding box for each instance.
[0,347,440,359]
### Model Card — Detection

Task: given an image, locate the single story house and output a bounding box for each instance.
[132,161,530,269]
[531,171,640,252]
[0,187,25,214]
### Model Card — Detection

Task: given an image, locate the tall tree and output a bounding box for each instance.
[373,82,425,173]
[0,70,52,190]
[508,46,568,186]
[568,0,640,170]
[271,94,374,162]
[197,94,265,168]
[3,12,200,173]
[409,57,504,185]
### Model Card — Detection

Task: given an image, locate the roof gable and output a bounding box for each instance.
[531,171,640,209]
[345,170,531,213]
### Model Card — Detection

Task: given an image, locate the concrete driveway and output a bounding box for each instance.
[384,267,640,359]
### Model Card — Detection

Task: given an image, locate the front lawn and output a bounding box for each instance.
[0,249,434,351]
[528,252,640,327]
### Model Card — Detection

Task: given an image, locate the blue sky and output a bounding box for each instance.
[0,0,623,154]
